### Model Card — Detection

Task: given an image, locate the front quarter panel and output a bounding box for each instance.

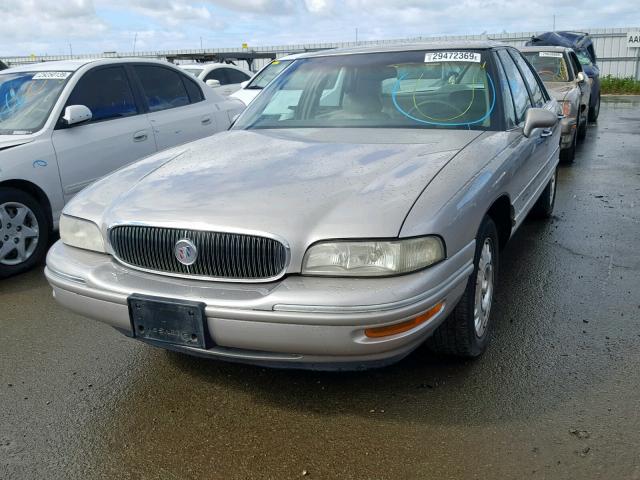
[400,131,518,256]
[0,133,64,228]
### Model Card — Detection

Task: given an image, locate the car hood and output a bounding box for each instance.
[0,134,35,151]
[545,82,576,102]
[66,128,481,267]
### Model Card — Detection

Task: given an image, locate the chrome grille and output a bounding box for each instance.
[109,226,288,281]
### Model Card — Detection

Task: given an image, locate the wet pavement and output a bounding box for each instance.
[1,96,639,480]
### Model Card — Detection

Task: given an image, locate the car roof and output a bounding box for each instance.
[519,46,573,53]
[1,57,180,74]
[180,63,250,72]
[294,40,507,59]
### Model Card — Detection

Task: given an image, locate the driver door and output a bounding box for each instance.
[51,65,156,201]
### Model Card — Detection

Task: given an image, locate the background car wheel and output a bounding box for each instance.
[577,111,588,141]
[0,187,50,279]
[530,168,557,219]
[428,216,499,358]
[588,93,600,122]
[560,129,577,163]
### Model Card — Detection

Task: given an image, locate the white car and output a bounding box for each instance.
[230,55,299,105]
[0,58,244,277]
[180,63,253,96]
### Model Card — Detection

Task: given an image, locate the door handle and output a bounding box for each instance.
[201,117,212,125]
[540,128,553,138]
[133,130,148,142]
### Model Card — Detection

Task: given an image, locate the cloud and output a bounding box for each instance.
[0,0,637,57]
[0,0,107,41]
[126,0,224,28]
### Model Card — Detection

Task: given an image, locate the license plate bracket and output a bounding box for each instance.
[128,294,209,348]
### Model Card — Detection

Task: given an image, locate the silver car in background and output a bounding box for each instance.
[0,58,244,278]
[46,42,559,370]
[520,46,591,162]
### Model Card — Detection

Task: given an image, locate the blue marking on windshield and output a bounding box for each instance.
[390,72,497,127]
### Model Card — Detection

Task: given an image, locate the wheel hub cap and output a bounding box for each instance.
[0,202,39,266]
[474,239,494,338]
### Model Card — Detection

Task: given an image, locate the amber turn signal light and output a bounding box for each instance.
[364,302,445,339]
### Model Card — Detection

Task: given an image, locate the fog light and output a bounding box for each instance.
[364,302,445,338]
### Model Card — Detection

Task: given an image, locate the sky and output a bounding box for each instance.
[1,0,638,57]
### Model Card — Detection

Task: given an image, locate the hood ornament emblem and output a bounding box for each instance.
[175,239,198,266]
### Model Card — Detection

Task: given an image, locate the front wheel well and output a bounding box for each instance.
[486,195,513,251]
[0,180,53,230]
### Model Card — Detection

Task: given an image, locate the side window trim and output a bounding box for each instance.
[494,50,519,128]
[506,49,535,104]
[123,63,150,114]
[497,49,531,125]
[180,75,205,104]
[508,48,549,105]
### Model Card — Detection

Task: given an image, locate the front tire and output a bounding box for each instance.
[428,216,499,358]
[0,188,50,279]
[560,127,577,164]
[530,168,557,219]
[588,93,600,122]
[577,111,588,141]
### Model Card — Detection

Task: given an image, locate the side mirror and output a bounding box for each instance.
[576,72,587,83]
[523,108,557,138]
[62,105,92,126]
[205,79,221,88]
[240,80,249,88]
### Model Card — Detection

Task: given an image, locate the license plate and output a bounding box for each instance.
[128,294,208,348]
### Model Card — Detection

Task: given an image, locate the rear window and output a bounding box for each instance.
[134,65,190,112]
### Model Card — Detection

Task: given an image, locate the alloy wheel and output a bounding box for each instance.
[474,238,494,338]
[0,202,40,266]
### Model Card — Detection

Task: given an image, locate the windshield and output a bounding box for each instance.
[523,52,572,82]
[0,71,70,135]
[246,60,293,89]
[234,50,498,131]
[182,67,204,78]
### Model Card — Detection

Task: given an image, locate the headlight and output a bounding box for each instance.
[558,101,573,117]
[302,236,445,277]
[59,215,105,253]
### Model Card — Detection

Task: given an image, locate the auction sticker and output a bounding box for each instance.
[32,72,72,80]
[425,51,481,63]
[539,52,563,58]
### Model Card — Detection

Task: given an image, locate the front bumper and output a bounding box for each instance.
[45,240,473,370]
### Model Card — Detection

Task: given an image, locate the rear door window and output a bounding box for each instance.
[134,65,190,112]
[496,50,531,124]
[183,77,204,103]
[66,66,137,122]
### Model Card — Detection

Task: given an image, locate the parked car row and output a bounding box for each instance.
[519,31,602,163]
[40,41,563,370]
[526,31,601,122]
